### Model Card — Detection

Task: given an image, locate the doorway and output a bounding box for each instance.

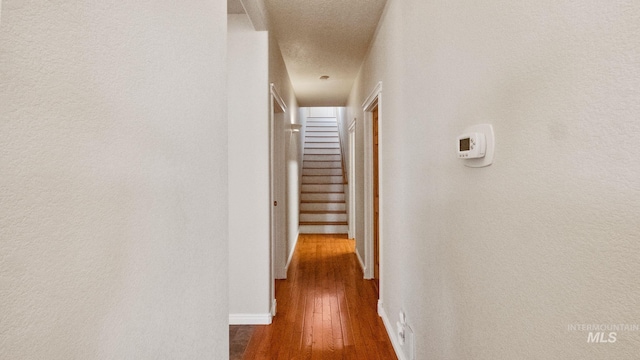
[372,106,379,294]
[362,81,382,309]
[348,120,356,239]
[270,84,287,317]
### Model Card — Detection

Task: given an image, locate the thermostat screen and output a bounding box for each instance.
[459,138,470,151]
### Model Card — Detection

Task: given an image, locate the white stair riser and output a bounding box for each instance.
[303,154,342,161]
[299,224,348,234]
[303,161,341,168]
[302,176,343,184]
[307,124,337,128]
[306,127,338,132]
[301,193,345,202]
[305,129,340,137]
[304,154,341,161]
[303,168,342,176]
[301,184,344,192]
[304,148,340,155]
[307,119,336,122]
[305,137,340,144]
[305,143,339,149]
[304,131,338,137]
[307,120,337,124]
[300,213,347,222]
[301,203,346,212]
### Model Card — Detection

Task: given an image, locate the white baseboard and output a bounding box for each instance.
[229,313,272,325]
[379,302,406,360]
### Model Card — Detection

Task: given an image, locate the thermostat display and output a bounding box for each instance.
[457,132,485,159]
[459,138,471,152]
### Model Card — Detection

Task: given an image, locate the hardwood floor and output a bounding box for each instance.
[240,234,398,360]
[230,325,256,360]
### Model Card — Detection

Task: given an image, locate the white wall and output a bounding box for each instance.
[227,10,300,322]
[269,30,301,270]
[348,0,640,359]
[227,14,271,323]
[335,107,351,237]
[0,1,228,358]
[285,121,301,266]
[336,107,349,181]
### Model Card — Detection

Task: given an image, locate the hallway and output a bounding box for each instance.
[234,234,397,359]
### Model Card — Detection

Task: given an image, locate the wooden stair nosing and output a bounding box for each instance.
[303,157,341,159]
[299,221,348,226]
[302,184,344,186]
[301,163,341,165]
[300,191,345,194]
[301,168,342,170]
[300,210,347,214]
[303,166,342,169]
[302,160,341,162]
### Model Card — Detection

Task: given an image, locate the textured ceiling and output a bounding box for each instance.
[264,0,387,106]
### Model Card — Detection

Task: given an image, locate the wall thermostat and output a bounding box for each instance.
[457,124,495,168]
[457,133,485,159]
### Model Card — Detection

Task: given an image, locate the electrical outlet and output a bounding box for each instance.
[404,324,415,360]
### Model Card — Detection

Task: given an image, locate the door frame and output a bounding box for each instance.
[362,82,383,304]
[348,119,357,239]
[269,83,287,317]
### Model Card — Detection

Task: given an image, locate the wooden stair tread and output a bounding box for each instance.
[302,183,344,186]
[301,191,345,194]
[299,221,348,226]
[302,165,342,167]
[300,210,347,214]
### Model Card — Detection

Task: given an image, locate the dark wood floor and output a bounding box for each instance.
[229,325,256,360]
[233,234,397,360]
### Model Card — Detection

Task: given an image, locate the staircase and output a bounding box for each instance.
[299,117,348,234]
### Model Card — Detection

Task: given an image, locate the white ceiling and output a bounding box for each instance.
[229,0,387,107]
